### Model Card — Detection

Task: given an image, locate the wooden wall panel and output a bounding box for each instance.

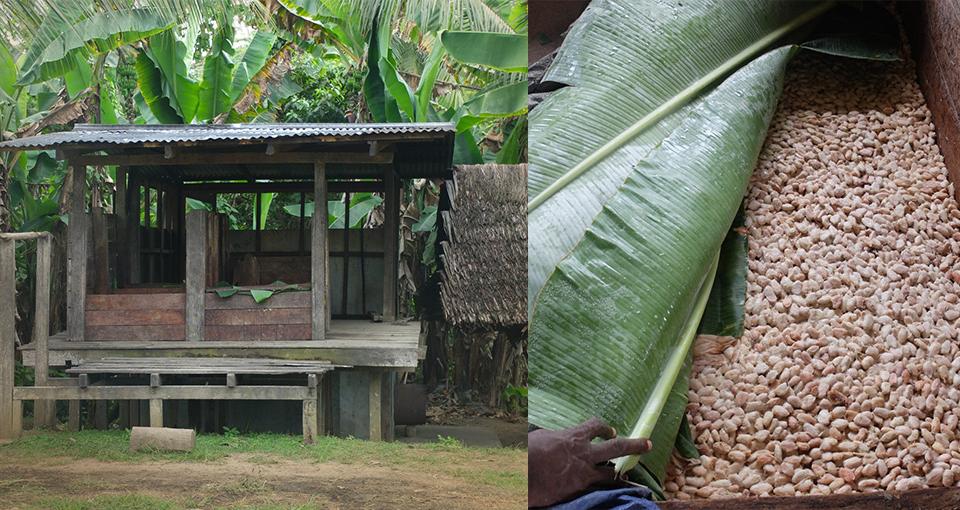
[903,1,960,198]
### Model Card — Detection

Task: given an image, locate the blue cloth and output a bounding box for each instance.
[549,487,659,510]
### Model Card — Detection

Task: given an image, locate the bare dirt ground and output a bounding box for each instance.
[0,452,525,509]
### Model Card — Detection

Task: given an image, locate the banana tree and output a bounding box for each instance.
[135,25,298,124]
[527,0,898,494]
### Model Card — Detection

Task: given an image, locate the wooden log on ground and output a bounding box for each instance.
[659,487,960,510]
[129,426,195,452]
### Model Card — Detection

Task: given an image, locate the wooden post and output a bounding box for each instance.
[382,169,399,321]
[312,162,328,339]
[185,211,207,341]
[68,401,80,431]
[33,235,54,428]
[11,399,21,437]
[0,239,15,439]
[368,371,382,441]
[150,399,163,427]
[115,167,127,287]
[127,175,141,284]
[317,372,327,437]
[92,206,110,294]
[67,164,88,341]
[302,398,318,444]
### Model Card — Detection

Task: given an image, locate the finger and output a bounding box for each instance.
[570,417,616,441]
[590,437,653,463]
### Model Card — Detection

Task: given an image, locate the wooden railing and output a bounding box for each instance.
[0,231,53,439]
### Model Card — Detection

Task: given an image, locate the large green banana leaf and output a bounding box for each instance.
[527,0,898,487]
[230,31,279,103]
[197,25,236,121]
[530,46,795,481]
[17,9,174,85]
[440,31,527,72]
[135,51,184,124]
[144,30,200,122]
[527,0,833,311]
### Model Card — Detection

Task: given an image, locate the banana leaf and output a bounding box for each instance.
[528,0,899,485]
[144,30,200,122]
[135,52,183,124]
[230,31,279,102]
[440,31,527,72]
[17,9,174,85]
[197,25,236,121]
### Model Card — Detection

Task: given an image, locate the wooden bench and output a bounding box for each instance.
[14,357,344,444]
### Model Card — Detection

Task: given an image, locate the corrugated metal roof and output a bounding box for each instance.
[0,123,455,150]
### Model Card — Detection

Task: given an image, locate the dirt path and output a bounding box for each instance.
[0,454,525,509]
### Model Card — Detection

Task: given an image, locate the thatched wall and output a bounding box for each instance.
[438,164,527,329]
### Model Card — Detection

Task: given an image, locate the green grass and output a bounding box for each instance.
[1,429,503,464]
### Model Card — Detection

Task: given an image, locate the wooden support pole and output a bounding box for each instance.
[302,398,317,445]
[33,235,54,428]
[185,211,207,341]
[115,167,127,287]
[382,169,399,321]
[68,401,80,431]
[11,399,21,437]
[368,371,382,441]
[92,206,110,294]
[94,401,108,429]
[150,399,163,427]
[0,239,15,439]
[226,373,236,388]
[127,175,141,285]
[67,164,88,341]
[312,162,328,339]
[317,373,327,437]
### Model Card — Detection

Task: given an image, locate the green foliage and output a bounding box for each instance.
[440,31,526,73]
[17,9,174,85]
[501,384,527,415]
[281,52,363,123]
[196,25,236,121]
[435,435,463,449]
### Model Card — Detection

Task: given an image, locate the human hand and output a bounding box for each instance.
[528,417,652,508]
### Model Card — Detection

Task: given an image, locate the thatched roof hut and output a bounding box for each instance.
[438,164,527,330]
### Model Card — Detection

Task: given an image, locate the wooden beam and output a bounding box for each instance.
[0,239,15,439]
[33,235,54,428]
[659,487,960,510]
[67,164,88,341]
[14,385,315,400]
[312,162,328,340]
[149,399,163,427]
[318,372,328,436]
[382,168,399,321]
[0,232,52,240]
[163,145,175,159]
[72,151,394,167]
[185,211,207,341]
[368,371,382,441]
[182,181,383,194]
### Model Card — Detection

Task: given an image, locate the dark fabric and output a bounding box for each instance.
[548,487,659,510]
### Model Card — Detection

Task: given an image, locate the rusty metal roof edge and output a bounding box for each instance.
[0,122,456,151]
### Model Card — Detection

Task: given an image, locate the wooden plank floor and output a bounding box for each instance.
[19,320,421,369]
